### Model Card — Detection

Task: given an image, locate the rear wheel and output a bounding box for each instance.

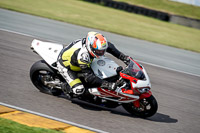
[122,95,158,118]
[30,60,63,96]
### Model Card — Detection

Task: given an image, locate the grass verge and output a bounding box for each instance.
[114,0,200,19]
[0,0,199,52]
[0,117,62,133]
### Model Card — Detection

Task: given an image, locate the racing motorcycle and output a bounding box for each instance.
[30,39,158,118]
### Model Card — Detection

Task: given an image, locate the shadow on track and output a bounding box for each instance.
[69,98,178,123]
[146,113,178,123]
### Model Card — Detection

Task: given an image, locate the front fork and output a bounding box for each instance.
[133,91,152,108]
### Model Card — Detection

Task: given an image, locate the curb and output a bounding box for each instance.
[0,102,107,133]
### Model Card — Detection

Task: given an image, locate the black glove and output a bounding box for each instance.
[101,81,117,91]
[119,53,130,66]
[116,66,123,75]
[83,72,94,83]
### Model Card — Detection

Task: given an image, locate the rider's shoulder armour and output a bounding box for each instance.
[77,46,91,65]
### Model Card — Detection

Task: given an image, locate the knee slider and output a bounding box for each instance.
[72,85,84,95]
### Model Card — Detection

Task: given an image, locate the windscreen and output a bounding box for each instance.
[121,60,145,80]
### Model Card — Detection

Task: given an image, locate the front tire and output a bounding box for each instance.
[30,60,62,96]
[122,95,158,118]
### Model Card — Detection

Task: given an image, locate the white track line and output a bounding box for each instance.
[136,60,200,78]
[0,28,200,78]
[0,28,35,38]
[0,102,108,133]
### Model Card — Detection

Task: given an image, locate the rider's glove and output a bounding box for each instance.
[116,66,123,75]
[119,53,131,66]
[83,73,94,83]
[101,81,117,91]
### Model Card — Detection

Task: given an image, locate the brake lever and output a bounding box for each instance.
[116,83,127,95]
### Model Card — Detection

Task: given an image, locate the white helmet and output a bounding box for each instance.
[86,32,108,58]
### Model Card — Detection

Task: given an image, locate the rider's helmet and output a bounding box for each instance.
[86,31,108,58]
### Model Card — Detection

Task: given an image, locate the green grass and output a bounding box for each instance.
[0,117,63,133]
[115,0,200,19]
[0,0,199,52]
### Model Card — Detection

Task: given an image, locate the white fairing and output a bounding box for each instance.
[91,56,119,79]
[131,67,151,88]
[31,39,63,68]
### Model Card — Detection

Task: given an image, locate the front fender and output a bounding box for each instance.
[139,91,152,99]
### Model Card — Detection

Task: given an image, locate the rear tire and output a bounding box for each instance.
[30,60,62,96]
[122,95,158,118]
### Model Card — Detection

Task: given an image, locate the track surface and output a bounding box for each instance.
[0,8,200,76]
[0,9,200,133]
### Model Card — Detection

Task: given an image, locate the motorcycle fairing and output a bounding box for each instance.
[31,39,63,69]
[88,87,140,103]
[91,56,119,79]
[121,59,151,89]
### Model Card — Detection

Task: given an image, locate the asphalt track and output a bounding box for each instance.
[0,8,200,77]
[0,9,200,133]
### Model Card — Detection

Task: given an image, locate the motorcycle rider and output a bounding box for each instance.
[57,31,130,96]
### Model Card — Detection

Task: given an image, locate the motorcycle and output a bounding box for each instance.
[30,39,158,118]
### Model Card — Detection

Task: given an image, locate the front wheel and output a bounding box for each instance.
[122,95,158,118]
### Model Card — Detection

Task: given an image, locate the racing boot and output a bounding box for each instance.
[61,83,72,94]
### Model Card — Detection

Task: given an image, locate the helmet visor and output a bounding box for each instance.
[90,45,106,56]
[94,49,106,56]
